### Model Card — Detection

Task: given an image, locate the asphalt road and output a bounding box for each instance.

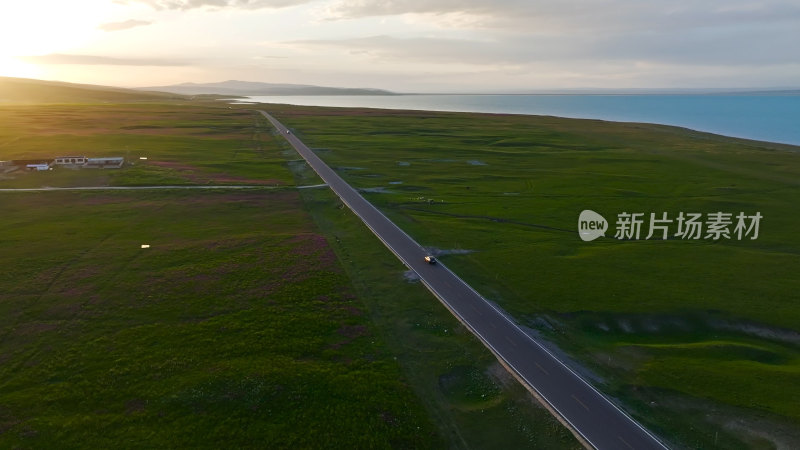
[260,110,668,450]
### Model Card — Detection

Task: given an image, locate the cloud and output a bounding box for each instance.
[22,54,189,66]
[312,1,800,81]
[323,0,501,19]
[120,0,310,10]
[98,19,152,32]
[288,30,800,68]
[295,0,800,73]
[289,35,519,66]
[323,0,800,34]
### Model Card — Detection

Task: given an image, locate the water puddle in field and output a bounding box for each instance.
[425,247,476,256]
[403,270,420,283]
[359,187,393,193]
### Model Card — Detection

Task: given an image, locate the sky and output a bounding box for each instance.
[0,0,799,92]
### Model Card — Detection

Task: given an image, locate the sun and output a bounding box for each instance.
[0,0,115,77]
[0,56,42,79]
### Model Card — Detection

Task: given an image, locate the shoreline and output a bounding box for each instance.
[235,93,800,147]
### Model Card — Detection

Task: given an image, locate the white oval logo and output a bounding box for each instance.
[578,210,608,242]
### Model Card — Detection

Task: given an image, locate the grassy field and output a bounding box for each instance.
[266,104,800,449]
[0,189,442,448]
[5,81,798,447]
[1,93,580,449]
[287,148,580,449]
[0,77,186,104]
[1,98,443,447]
[0,103,291,188]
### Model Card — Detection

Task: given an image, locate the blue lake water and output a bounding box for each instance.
[244,94,800,146]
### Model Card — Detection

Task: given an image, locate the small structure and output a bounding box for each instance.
[84,157,124,169]
[54,156,88,166]
[11,159,53,171]
[27,163,51,171]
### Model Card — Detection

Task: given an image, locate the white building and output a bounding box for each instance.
[54,156,88,166]
[26,163,51,171]
[85,157,124,169]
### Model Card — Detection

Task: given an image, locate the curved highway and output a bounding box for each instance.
[259,110,668,450]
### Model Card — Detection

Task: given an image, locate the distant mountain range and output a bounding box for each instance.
[0,76,184,103]
[3,76,796,105]
[139,80,397,96]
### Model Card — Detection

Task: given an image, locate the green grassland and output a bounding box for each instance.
[0,76,185,104]
[1,90,579,449]
[0,103,291,188]
[287,149,580,450]
[266,104,800,449]
[0,96,444,447]
[0,189,441,448]
[5,78,798,448]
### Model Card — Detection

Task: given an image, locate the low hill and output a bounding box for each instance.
[0,77,185,104]
[139,80,397,96]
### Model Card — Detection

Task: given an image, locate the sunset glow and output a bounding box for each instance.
[0,2,109,56]
[1,0,798,91]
